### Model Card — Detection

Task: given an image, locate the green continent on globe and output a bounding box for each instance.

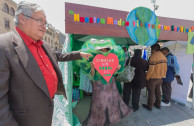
[136,7,152,23]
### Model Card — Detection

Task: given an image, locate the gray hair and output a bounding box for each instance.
[14,1,45,26]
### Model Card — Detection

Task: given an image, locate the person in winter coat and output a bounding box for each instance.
[123,49,149,112]
[161,47,180,106]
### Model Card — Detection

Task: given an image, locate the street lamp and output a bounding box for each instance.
[150,0,159,12]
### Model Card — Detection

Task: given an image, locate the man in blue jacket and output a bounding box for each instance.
[161,47,180,106]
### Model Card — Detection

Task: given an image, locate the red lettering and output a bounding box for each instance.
[80,17,84,22]
[89,18,93,23]
[126,21,129,26]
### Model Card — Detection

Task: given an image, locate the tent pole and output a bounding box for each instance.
[192,54,194,109]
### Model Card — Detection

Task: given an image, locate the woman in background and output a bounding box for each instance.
[123,49,149,112]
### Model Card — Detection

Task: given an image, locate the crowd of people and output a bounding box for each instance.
[0,1,187,126]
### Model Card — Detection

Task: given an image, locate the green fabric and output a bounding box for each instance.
[72,114,81,126]
[116,81,122,94]
[52,34,81,126]
[72,101,78,108]
[186,32,194,54]
[75,38,125,85]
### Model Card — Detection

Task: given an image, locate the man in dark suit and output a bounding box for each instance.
[0,1,92,126]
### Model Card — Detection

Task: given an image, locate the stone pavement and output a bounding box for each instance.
[73,88,194,126]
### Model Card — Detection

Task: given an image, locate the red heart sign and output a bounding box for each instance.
[93,53,119,82]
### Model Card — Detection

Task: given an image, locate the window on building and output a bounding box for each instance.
[3,3,9,13]
[4,20,10,29]
[10,7,15,16]
[45,37,47,42]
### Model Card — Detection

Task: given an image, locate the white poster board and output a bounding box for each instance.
[163,41,193,105]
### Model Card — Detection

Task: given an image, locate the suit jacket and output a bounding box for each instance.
[0,29,81,126]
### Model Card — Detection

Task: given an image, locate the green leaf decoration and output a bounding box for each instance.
[75,38,125,85]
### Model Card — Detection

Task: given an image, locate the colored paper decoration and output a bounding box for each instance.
[126,7,160,46]
[164,25,167,30]
[171,25,174,31]
[158,24,161,29]
[180,26,184,32]
[93,53,119,83]
[145,23,148,28]
[167,26,170,31]
[80,17,84,22]
[148,24,151,28]
[70,9,192,34]
[75,38,125,84]
[174,27,177,31]
[69,10,74,15]
[161,25,164,30]
[137,20,139,27]
[140,23,143,27]
[133,21,136,27]
[151,24,155,29]
[89,18,93,23]
[177,27,180,32]
[126,21,129,26]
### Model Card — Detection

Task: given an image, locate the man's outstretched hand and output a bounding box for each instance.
[80,52,93,60]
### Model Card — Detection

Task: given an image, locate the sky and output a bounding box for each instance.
[13,0,194,34]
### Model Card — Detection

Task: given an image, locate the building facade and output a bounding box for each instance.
[0,0,65,51]
[43,25,61,51]
[0,0,17,34]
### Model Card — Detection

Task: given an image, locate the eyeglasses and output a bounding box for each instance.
[23,14,48,27]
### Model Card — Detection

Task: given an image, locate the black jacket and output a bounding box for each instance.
[126,56,149,89]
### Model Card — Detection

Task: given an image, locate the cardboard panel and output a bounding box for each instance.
[65,2,194,41]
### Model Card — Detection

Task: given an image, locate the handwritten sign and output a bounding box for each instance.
[93,53,119,82]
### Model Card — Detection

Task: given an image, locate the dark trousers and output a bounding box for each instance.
[162,81,172,103]
[147,79,163,108]
[123,83,141,110]
[189,73,193,97]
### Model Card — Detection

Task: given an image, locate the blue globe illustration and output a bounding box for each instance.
[126,7,161,46]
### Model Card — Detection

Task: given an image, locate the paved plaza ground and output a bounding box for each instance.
[73,88,194,126]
